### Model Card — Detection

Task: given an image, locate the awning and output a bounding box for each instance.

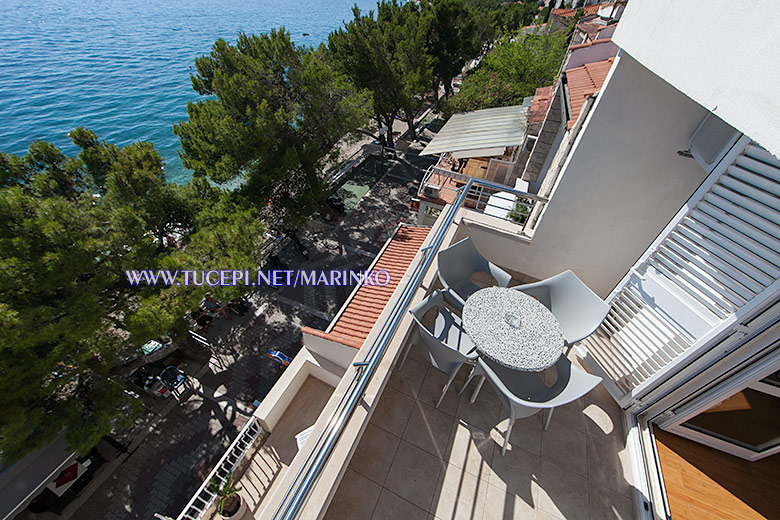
[0,435,75,519]
[420,104,529,157]
[451,147,506,160]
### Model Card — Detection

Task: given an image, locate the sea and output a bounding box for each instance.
[0,0,378,184]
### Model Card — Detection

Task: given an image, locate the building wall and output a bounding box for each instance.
[518,53,711,297]
[613,0,780,158]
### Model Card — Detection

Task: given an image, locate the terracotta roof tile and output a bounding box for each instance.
[553,4,605,18]
[565,58,614,129]
[528,85,554,124]
[303,225,431,350]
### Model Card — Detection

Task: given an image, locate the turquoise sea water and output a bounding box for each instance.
[0,0,377,183]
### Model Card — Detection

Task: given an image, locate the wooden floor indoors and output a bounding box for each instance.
[654,429,780,520]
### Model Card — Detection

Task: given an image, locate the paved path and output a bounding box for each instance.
[66,146,436,520]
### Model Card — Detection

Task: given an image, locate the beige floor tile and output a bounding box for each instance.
[370,386,416,437]
[431,463,490,520]
[456,382,501,434]
[492,414,544,456]
[586,435,633,498]
[372,489,428,520]
[443,420,494,482]
[385,439,444,512]
[323,468,382,520]
[585,382,619,410]
[488,442,540,498]
[350,422,401,485]
[583,398,625,447]
[389,357,427,399]
[547,399,586,433]
[403,400,456,459]
[536,460,589,520]
[417,365,462,416]
[540,422,588,478]
[482,480,539,520]
[588,482,635,520]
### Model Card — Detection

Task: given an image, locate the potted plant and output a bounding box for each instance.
[210,474,247,518]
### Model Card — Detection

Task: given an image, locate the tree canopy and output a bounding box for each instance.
[174,29,371,226]
[421,0,482,98]
[329,1,433,144]
[0,131,266,462]
[445,27,568,115]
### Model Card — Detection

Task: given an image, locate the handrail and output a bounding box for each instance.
[175,416,263,520]
[270,179,474,520]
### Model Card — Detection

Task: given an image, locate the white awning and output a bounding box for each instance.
[451,146,506,159]
[421,105,529,156]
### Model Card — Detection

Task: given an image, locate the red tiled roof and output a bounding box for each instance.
[569,38,615,52]
[528,85,554,124]
[553,4,605,18]
[301,225,431,349]
[565,58,614,129]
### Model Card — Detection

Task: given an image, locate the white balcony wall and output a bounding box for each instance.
[517,53,712,297]
[614,0,780,157]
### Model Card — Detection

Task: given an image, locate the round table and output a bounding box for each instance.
[462,287,565,371]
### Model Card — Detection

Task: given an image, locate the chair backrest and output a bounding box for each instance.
[479,356,601,410]
[437,238,490,292]
[409,291,471,373]
[517,270,609,345]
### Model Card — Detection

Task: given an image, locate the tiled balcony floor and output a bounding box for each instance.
[324,348,636,520]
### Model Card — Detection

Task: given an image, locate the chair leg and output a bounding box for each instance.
[458,365,477,396]
[398,342,413,371]
[469,375,485,404]
[543,408,554,431]
[436,371,458,409]
[501,420,514,456]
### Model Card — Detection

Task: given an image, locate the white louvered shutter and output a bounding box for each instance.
[585,142,780,406]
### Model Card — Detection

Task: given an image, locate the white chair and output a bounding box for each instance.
[513,270,609,347]
[404,290,478,408]
[437,237,513,310]
[461,356,602,455]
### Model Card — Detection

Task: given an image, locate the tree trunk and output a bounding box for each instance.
[383,114,395,149]
[443,81,453,98]
[405,118,416,141]
[317,197,339,222]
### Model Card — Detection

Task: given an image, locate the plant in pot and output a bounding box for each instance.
[210,474,245,518]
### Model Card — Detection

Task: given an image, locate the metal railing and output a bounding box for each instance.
[174,416,264,520]
[419,166,548,233]
[269,180,474,520]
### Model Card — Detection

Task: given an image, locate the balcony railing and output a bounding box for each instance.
[419,165,548,235]
[269,179,473,520]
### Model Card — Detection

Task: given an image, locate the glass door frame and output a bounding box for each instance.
[654,339,780,461]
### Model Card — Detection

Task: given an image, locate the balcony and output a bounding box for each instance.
[323,344,636,520]
[176,178,646,520]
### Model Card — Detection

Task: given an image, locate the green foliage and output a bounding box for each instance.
[464,0,540,42]
[420,0,482,97]
[509,200,531,225]
[329,1,433,143]
[0,132,266,463]
[174,29,371,226]
[210,474,242,516]
[445,27,567,114]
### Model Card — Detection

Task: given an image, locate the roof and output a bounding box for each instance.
[420,105,529,157]
[565,39,619,70]
[565,58,615,129]
[302,225,431,349]
[576,17,610,41]
[0,435,74,520]
[553,4,605,18]
[528,85,554,124]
